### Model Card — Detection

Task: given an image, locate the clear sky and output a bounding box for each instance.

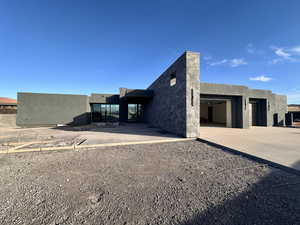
[1,0,300,103]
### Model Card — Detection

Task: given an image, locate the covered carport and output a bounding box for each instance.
[248,98,267,127]
[200,94,243,128]
[200,99,231,127]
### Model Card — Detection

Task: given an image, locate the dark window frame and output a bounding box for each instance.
[91,103,119,122]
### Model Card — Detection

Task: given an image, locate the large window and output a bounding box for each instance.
[91,104,119,122]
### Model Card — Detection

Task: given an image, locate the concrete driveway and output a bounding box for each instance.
[200,126,300,171]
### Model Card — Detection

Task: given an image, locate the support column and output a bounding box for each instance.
[186,52,200,137]
[226,100,232,128]
[242,96,249,128]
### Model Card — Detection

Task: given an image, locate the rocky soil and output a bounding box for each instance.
[0,140,299,225]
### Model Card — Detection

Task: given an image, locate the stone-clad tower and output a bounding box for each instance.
[145,51,200,137]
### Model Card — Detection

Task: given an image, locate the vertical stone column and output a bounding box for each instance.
[185,52,200,137]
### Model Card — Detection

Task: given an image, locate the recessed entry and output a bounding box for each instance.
[200,99,232,128]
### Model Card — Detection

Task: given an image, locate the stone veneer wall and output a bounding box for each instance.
[144,52,200,137]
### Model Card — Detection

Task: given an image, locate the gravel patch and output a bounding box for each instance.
[0,140,299,225]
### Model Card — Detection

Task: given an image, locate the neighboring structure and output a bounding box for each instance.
[0,97,17,114]
[17,51,288,137]
[0,97,17,127]
[286,104,300,127]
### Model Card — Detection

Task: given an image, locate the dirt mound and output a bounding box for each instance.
[0,114,16,128]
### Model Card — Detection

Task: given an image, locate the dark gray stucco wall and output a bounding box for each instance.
[144,51,200,137]
[17,92,90,126]
[89,94,120,104]
[200,83,248,96]
[271,94,287,126]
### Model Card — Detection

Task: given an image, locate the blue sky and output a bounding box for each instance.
[1,0,300,103]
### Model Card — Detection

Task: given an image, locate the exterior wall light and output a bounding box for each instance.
[191,88,194,107]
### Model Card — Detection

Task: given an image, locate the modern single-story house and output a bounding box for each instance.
[17,51,288,137]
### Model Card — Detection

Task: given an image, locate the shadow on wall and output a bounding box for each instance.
[70,112,91,126]
[179,143,300,225]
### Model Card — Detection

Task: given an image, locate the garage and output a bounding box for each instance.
[249,98,267,127]
[200,99,232,127]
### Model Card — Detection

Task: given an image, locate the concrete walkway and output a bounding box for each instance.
[200,126,300,171]
[0,123,187,154]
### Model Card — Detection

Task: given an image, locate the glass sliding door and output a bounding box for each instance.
[111,104,119,121]
[128,104,137,122]
[101,104,107,122]
[128,104,143,122]
[91,104,119,122]
[91,104,101,122]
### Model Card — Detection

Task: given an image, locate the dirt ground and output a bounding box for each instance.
[0,114,16,128]
[0,140,300,225]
